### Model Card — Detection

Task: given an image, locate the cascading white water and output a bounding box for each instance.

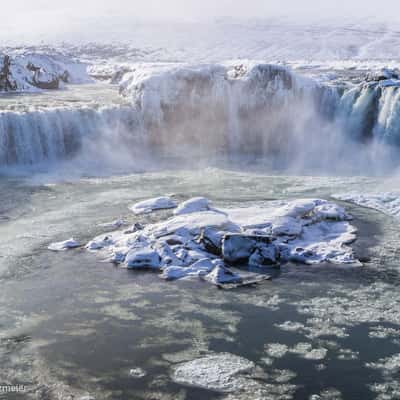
[119,63,342,162]
[338,82,400,145]
[1,62,400,173]
[0,106,144,166]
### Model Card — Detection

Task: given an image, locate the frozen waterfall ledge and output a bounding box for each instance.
[47,197,362,287]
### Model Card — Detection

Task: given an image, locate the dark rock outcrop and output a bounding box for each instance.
[0,55,17,91]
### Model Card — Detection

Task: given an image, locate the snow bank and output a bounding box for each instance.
[65,197,360,287]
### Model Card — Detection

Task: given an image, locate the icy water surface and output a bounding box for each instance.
[1,169,400,399]
[0,84,127,112]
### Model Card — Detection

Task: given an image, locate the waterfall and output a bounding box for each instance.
[1,62,400,173]
[0,106,143,166]
[338,83,400,145]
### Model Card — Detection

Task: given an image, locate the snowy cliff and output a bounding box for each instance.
[0,51,91,92]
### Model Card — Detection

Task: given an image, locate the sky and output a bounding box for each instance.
[5,0,400,20]
[2,0,400,44]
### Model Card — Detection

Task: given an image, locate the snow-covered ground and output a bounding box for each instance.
[3,17,400,63]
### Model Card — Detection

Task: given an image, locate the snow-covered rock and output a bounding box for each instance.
[204,265,243,285]
[130,196,177,215]
[86,234,116,251]
[222,234,275,265]
[125,247,161,269]
[174,197,214,215]
[0,51,91,92]
[62,196,360,287]
[249,244,280,267]
[366,68,400,82]
[222,234,259,264]
[48,238,81,251]
[161,258,215,281]
[146,210,240,239]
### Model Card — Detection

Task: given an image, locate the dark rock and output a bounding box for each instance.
[126,247,161,269]
[124,222,144,234]
[222,233,272,264]
[366,68,400,82]
[60,70,70,83]
[249,244,280,267]
[198,227,223,256]
[26,62,41,72]
[32,73,60,90]
[165,236,185,246]
[0,55,17,91]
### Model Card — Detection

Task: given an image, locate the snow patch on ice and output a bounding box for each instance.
[130,196,177,215]
[265,342,328,361]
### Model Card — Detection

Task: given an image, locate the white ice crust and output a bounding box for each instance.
[173,197,215,216]
[129,196,177,215]
[73,197,359,286]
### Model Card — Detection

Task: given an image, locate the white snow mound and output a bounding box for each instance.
[130,196,177,215]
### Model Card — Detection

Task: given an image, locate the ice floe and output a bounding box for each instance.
[129,367,147,378]
[48,238,80,251]
[265,342,328,361]
[171,353,255,392]
[51,197,359,287]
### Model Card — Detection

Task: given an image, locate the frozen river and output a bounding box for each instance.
[1,169,400,399]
